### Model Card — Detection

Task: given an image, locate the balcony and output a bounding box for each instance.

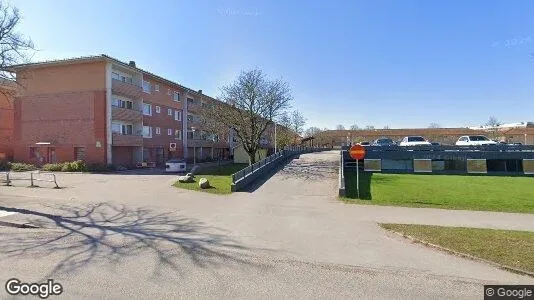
[112,106,142,123]
[112,132,143,147]
[112,79,142,99]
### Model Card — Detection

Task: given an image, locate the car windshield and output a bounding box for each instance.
[469,136,489,141]
[377,139,393,144]
[407,136,425,142]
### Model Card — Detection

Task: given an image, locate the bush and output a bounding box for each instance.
[69,160,87,172]
[9,162,37,172]
[41,163,64,172]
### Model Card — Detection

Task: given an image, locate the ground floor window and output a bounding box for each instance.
[74,147,86,161]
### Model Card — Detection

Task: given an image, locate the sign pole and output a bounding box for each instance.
[356,159,360,199]
[349,144,366,200]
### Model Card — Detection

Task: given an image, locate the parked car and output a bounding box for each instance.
[358,141,371,146]
[455,135,498,146]
[399,136,431,146]
[430,142,441,146]
[165,159,187,173]
[371,138,395,146]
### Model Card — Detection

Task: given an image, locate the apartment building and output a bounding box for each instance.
[0,82,15,160]
[7,55,232,166]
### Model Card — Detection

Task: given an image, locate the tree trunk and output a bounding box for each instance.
[247,150,257,165]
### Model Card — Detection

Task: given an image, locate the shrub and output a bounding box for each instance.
[9,162,37,172]
[41,163,64,172]
[60,163,70,172]
[69,160,87,172]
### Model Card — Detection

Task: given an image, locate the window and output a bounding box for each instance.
[155,84,159,92]
[167,89,171,95]
[155,127,161,135]
[142,126,152,138]
[174,130,182,140]
[155,106,161,113]
[111,122,121,133]
[173,91,180,102]
[74,147,86,161]
[187,97,194,105]
[122,125,133,135]
[167,108,172,116]
[142,80,152,93]
[143,103,152,116]
[112,122,132,135]
[112,98,133,109]
[174,110,182,121]
[167,128,172,136]
[112,72,132,83]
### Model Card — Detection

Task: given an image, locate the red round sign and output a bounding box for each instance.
[349,145,366,160]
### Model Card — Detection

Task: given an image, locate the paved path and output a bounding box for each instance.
[0,150,533,299]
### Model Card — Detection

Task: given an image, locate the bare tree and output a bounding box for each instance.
[365,125,375,130]
[335,124,345,130]
[428,123,441,128]
[304,126,322,138]
[201,69,292,164]
[290,110,306,136]
[484,116,502,140]
[0,2,34,84]
[274,111,294,149]
[383,125,390,129]
[485,116,501,128]
[349,124,359,130]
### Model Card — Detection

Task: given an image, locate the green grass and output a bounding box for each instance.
[173,163,248,195]
[380,224,534,274]
[343,172,534,213]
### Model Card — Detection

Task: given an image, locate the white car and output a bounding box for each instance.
[399,136,432,146]
[455,135,497,146]
[165,159,187,173]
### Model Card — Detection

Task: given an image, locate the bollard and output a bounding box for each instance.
[30,172,34,187]
[6,172,11,186]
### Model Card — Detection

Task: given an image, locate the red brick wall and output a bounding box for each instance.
[0,91,14,158]
[13,90,107,164]
[141,74,185,158]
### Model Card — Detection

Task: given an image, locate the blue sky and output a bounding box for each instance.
[9,0,534,129]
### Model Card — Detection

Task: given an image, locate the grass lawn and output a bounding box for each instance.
[173,163,248,195]
[380,224,534,274]
[343,172,534,213]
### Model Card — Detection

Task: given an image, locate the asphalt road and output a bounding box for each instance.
[0,150,533,299]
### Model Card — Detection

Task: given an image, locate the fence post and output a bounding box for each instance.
[30,172,34,187]
[6,172,11,186]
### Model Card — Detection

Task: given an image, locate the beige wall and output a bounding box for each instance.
[233,146,267,164]
[17,61,107,96]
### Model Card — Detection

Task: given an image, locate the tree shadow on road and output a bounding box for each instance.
[0,203,265,278]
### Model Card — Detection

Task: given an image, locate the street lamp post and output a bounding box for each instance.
[191,127,197,165]
[274,123,277,153]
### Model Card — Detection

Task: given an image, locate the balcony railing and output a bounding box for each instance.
[112,79,142,99]
[112,132,143,147]
[111,105,142,123]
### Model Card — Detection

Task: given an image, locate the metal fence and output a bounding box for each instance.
[1,171,60,188]
[231,146,329,191]
[343,145,534,161]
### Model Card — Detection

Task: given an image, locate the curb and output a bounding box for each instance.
[382,228,534,278]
